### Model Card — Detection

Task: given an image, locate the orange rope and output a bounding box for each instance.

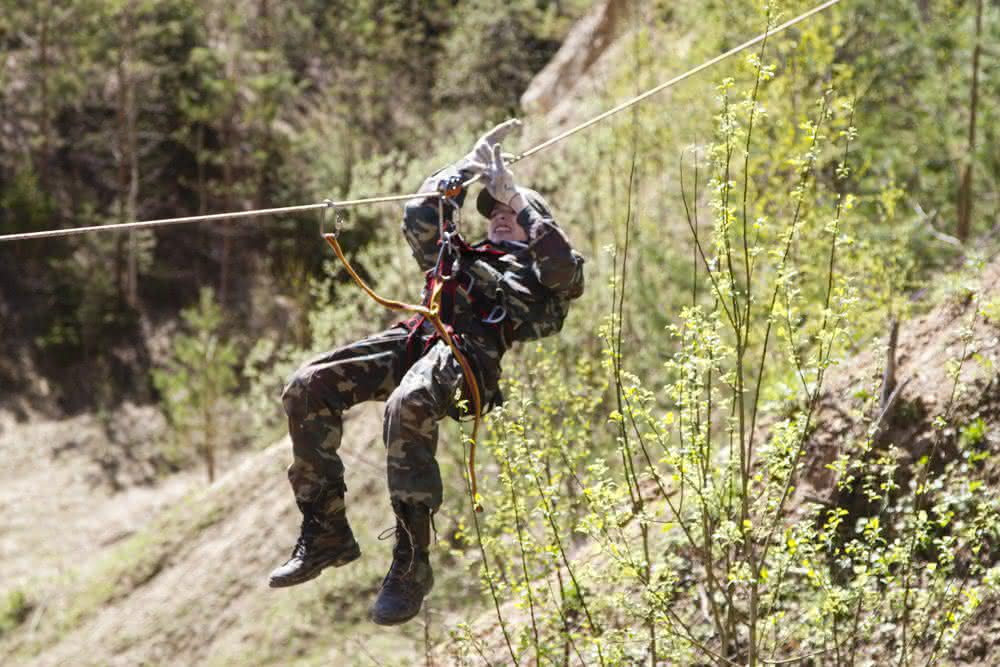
[322,232,485,512]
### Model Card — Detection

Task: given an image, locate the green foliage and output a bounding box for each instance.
[436,4,1000,664]
[153,287,240,482]
[434,0,571,131]
[33,207,150,412]
[1,0,596,415]
[979,296,1000,325]
[0,166,54,237]
[0,589,31,638]
[839,0,1000,241]
[3,0,1000,663]
[959,417,988,449]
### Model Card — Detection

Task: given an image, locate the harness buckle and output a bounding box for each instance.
[457,270,474,293]
[483,304,507,324]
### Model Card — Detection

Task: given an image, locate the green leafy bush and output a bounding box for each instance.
[435,5,1000,664]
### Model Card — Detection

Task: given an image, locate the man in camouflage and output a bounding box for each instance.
[269,119,584,626]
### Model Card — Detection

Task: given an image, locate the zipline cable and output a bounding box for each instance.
[0,0,844,244]
[509,0,844,164]
[0,196,416,242]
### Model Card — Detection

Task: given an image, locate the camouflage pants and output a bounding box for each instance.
[281,323,472,513]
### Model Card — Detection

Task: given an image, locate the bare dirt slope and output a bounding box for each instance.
[797,260,1000,665]
[0,402,482,667]
[797,259,1000,517]
[0,404,199,590]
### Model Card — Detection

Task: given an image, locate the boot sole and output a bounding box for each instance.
[368,580,434,626]
[268,543,362,588]
[369,603,422,626]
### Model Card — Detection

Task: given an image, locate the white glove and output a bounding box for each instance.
[485,144,518,206]
[464,118,521,173]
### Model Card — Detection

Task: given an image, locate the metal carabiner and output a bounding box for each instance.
[483,304,507,324]
[320,199,343,239]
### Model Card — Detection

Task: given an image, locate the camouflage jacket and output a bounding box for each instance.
[401,164,585,398]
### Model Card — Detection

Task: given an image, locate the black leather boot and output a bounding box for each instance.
[269,497,361,588]
[369,500,434,625]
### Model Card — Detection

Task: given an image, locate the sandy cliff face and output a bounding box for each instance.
[520,0,628,118]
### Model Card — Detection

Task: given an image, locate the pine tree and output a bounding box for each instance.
[153,287,239,483]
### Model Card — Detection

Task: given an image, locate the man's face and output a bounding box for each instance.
[487,203,528,244]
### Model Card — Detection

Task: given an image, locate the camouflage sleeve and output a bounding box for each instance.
[516,204,585,300]
[401,197,440,272]
[401,163,474,272]
[506,289,572,341]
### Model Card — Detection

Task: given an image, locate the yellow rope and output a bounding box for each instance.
[322,232,485,512]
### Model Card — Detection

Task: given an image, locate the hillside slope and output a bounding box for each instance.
[7,262,996,666]
[0,405,197,590]
[795,259,1000,515]
[0,402,491,666]
[455,255,1000,666]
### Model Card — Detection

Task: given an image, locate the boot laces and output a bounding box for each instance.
[378,510,418,581]
[291,515,321,559]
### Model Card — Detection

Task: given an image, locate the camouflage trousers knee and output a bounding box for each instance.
[281,323,477,513]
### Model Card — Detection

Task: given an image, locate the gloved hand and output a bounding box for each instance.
[463,118,522,174]
[484,144,518,207]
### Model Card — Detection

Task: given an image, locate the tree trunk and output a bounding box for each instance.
[203,401,216,484]
[125,3,140,308]
[126,75,140,306]
[220,113,233,306]
[115,5,128,303]
[219,42,238,307]
[257,0,271,210]
[206,440,215,484]
[196,124,206,215]
[37,0,51,187]
[956,0,982,242]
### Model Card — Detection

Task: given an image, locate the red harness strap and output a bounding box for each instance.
[400,233,510,364]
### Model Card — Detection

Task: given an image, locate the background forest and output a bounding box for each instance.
[1,0,1000,665]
